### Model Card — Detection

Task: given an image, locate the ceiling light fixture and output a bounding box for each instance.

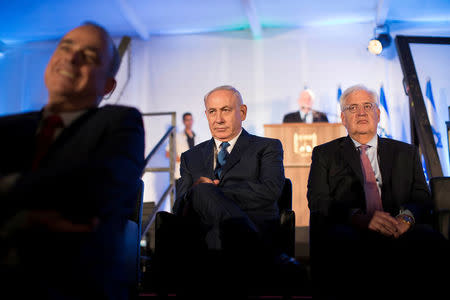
[368,25,392,55]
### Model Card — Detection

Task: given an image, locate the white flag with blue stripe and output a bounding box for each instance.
[336,85,342,123]
[377,85,392,138]
[424,78,447,175]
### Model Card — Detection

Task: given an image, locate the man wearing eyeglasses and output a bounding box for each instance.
[307,84,448,298]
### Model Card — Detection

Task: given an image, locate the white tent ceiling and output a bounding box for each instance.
[1,0,450,43]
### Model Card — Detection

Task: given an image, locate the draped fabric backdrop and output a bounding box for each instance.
[1,23,449,206]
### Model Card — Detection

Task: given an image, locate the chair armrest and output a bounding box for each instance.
[279,209,295,257]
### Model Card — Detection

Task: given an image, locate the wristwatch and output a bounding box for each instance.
[398,214,414,226]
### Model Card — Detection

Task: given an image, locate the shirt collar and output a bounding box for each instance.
[43,108,88,128]
[350,134,378,149]
[213,129,243,151]
[300,110,310,119]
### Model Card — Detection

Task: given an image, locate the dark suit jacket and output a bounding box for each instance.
[173,129,285,231]
[307,136,431,225]
[0,105,145,298]
[283,110,328,123]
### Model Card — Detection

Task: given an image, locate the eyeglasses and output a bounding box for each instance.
[342,102,377,114]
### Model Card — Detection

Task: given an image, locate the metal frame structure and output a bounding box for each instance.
[140,112,177,238]
[395,35,450,178]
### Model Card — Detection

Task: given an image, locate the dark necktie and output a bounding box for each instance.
[32,114,64,170]
[214,142,230,179]
[359,145,383,215]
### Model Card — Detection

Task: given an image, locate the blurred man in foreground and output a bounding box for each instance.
[0,22,145,299]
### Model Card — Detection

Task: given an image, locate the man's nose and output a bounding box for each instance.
[66,50,83,65]
[215,112,224,123]
[356,105,367,115]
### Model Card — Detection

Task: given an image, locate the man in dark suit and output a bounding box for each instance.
[283,89,328,123]
[0,22,145,299]
[174,85,285,250]
[173,85,285,295]
[307,84,448,298]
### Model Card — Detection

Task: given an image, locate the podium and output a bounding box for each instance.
[264,123,347,227]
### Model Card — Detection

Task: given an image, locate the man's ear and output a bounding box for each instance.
[240,104,247,121]
[103,78,116,100]
[340,111,346,126]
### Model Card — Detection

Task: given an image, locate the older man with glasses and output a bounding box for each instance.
[307,84,448,299]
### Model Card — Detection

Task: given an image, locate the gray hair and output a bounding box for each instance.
[340,84,379,110]
[204,85,244,106]
[302,89,316,102]
[81,21,120,78]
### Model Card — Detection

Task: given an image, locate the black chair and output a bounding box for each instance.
[151,178,299,295]
[277,178,296,257]
[155,178,295,257]
[430,176,450,239]
[124,179,144,297]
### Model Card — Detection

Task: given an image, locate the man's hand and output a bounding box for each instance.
[368,211,400,238]
[394,217,411,237]
[192,176,219,187]
[26,210,99,233]
[182,177,219,216]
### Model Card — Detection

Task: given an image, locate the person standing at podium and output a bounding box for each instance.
[283,89,328,123]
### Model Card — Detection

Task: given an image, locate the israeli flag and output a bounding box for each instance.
[336,85,342,123]
[377,85,392,138]
[424,78,448,175]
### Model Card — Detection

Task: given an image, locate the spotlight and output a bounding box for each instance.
[368,27,392,55]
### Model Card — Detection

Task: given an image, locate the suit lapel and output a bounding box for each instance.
[377,137,393,200]
[220,129,250,178]
[203,139,215,178]
[341,136,364,186]
[312,110,317,122]
[13,111,41,170]
[297,111,304,122]
[42,108,98,163]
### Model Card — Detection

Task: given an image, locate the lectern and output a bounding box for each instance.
[264,123,347,227]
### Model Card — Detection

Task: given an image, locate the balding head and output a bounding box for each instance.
[44,23,118,111]
[204,85,247,141]
[298,89,315,114]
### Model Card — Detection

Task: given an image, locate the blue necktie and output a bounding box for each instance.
[215,142,230,179]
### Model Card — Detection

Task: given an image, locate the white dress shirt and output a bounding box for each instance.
[300,110,313,124]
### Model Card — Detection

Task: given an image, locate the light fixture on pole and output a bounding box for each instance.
[368,26,392,55]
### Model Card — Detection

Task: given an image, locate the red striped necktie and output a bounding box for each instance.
[359,145,383,215]
[31,114,64,170]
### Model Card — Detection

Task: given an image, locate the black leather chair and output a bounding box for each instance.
[124,179,144,296]
[150,178,299,295]
[155,178,295,257]
[277,178,296,257]
[430,176,450,239]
